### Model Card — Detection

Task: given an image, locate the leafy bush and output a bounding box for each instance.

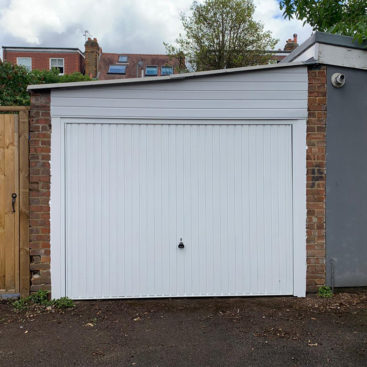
[12,290,50,310]
[318,285,333,298]
[30,69,92,84]
[29,289,50,305]
[12,297,31,311]
[12,290,74,311]
[0,61,92,106]
[0,62,31,106]
[58,72,91,83]
[52,297,74,309]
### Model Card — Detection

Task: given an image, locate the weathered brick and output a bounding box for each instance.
[30,263,50,271]
[29,90,51,294]
[306,65,327,292]
[30,284,51,293]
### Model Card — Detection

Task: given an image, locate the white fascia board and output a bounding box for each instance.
[4,47,84,58]
[318,44,367,70]
[289,44,319,63]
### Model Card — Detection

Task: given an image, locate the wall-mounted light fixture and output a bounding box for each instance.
[331,73,346,88]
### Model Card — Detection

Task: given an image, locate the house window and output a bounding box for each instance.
[161,66,173,76]
[118,55,128,63]
[108,65,127,74]
[145,66,158,76]
[50,58,64,74]
[16,57,32,71]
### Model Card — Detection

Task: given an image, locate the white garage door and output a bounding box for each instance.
[65,123,293,299]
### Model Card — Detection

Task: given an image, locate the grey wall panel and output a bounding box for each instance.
[51,67,308,120]
[326,66,367,287]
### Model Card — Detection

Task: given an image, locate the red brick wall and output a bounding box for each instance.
[29,91,51,292]
[97,53,182,80]
[4,51,84,74]
[306,65,327,292]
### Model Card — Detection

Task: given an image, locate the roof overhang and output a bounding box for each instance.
[2,46,84,58]
[27,60,314,91]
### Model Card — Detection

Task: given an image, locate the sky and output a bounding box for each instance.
[0,0,313,56]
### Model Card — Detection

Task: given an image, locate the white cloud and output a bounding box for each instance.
[253,0,313,49]
[1,0,74,43]
[0,0,313,56]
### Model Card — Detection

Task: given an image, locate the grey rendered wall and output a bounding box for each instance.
[326,66,367,287]
[50,66,308,120]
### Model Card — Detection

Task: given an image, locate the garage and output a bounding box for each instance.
[66,122,294,299]
[29,63,308,299]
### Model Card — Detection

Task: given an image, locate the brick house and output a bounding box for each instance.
[2,31,365,300]
[2,40,182,80]
[2,34,296,80]
[83,35,297,79]
[2,46,85,74]
[84,37,182,79]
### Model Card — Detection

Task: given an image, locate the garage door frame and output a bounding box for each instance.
[50,118,306,298]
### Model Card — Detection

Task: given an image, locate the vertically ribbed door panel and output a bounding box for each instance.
[65,123,293,299]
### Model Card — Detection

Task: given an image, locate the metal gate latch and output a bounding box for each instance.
[11,193,17,213]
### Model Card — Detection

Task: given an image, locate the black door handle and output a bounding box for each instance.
[11,193,17,213]
[178,238,184,249]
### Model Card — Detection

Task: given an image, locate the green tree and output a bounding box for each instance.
[165,0,278,72]
[0,61,92,106]
[279,0,367,43]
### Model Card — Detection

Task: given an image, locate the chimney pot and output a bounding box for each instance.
[284,33,299,52]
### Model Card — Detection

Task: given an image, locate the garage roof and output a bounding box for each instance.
[281,32,367,70]
[281,31,367,63]
[27,60,314,91]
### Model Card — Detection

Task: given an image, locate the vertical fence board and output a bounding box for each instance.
[19,110,30,297]
[3,114,17,292]
[0,115,5,291]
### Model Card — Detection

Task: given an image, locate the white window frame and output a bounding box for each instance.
[49,58,64,75]
[50,117,306,299]
[16,57,32,71]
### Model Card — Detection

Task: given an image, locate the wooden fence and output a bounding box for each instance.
[0,106,29,297]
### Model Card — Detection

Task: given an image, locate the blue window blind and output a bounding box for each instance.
[161,66,173,75]
[145,66,158,76]
[118,55,128,63]
[108,65,126,74]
